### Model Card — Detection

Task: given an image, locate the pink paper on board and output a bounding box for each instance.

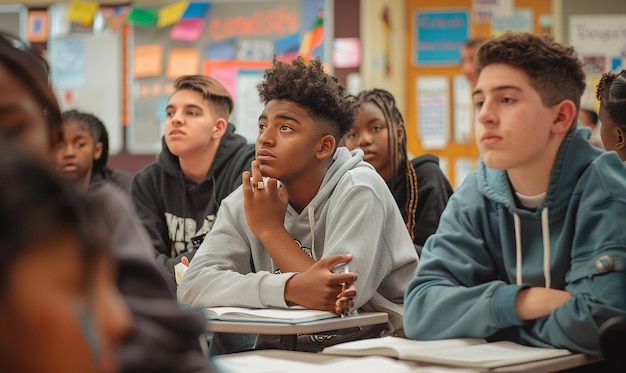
[204,66,237,98]
[170,18,206,41]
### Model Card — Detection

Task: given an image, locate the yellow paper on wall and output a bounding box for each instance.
[66,1,99,25]
[158,1,188,28]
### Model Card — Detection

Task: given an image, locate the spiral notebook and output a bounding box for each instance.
[204,306,338,324]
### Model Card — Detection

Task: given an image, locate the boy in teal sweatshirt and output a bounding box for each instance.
[403,32,626,356]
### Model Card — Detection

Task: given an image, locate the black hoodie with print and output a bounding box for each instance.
[131,123,255,288]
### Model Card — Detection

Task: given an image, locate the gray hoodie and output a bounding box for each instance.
[178,148,418,332]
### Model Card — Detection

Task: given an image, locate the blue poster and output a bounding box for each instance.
[414,11,469,66]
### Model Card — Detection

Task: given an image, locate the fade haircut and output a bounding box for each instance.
[257,56,358,142]
[173,75,234,120]
[475,32,586,129]
[596,70,626,130]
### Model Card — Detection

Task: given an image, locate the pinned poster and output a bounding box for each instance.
[126,7,157,28]
[181,2,210,19]
[66,1,99,25]
[205,38,236,60]
[416,76,449,149]
[157,1,188,28]
[167,49,200,79]
[27,11,48,42]
[50,37,86,89]
[274,33,300,56]
[134,44,163,78]
[170,18,205,41]
[333,38,360,68]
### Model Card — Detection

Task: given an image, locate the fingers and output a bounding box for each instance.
[242,171,252,196]
[319,253,353,271]
[181,256,190,267]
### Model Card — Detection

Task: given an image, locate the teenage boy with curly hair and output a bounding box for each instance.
[179,56,418,351]
[404,32,626,356]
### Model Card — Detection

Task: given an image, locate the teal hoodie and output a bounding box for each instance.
[404,128,626,355]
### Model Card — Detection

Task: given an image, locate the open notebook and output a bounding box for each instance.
[322,336,572,369]
[204,306,338,324]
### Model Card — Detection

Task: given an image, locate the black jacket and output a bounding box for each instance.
[131,123,255,287]
[390,154,453,255]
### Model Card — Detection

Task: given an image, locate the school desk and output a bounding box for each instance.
[205,311,388,350]
[214,349,602,373]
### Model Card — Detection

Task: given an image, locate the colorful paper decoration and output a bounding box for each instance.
[181,2,210,19]
[300,13,324,60]
[126,7,157,28]
[27,11,48,42]
[157,1,188,28]
[66,1,99,25]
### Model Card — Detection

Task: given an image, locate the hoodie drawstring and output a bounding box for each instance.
[513,207,551,288]
[307,206,318,260]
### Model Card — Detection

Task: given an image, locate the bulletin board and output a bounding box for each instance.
[47,4,124,155]
[559,0,626,112]
[405,0,552,189]
[127,0,327,154]
[0,5,27,40]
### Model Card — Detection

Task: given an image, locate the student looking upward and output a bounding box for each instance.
[131,75,255,288]
[344,88,453,254]
[179,57,418,350]
[403,32,626,356]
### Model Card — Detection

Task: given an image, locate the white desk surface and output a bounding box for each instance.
[215,348,601,373]
[205,311,388,334]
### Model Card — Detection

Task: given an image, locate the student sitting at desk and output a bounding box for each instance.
[179,56,418,351]
[403,32,626,356]
[132,75,255,289]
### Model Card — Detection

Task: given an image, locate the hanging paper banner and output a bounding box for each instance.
[158,1,188,28]
[66,1,99,25]
[126,7,157,28]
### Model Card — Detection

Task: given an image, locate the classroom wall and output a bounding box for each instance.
[360,0,406,114]
[403,0,552,188]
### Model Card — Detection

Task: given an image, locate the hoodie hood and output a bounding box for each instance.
[475,128,603,287]
[476,128,601,216]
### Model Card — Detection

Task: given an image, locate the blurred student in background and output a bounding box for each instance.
[461,38,487,87]
[0,140,131,373]
[578,107,603,149]
[344,89,453,255]
[0,31,215,373]
[57,109,132,193]
[597,70,626,160]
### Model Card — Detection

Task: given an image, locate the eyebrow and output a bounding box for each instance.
[472,85,522,98]
[165,104,204,111]
[258,113,301,125]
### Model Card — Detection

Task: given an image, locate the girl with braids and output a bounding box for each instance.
[597,69,626,161]
[56,109,131,193]
[344,88,453,254]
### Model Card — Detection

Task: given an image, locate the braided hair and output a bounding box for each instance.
[596,70,626,130]
[61,109,110,179]
[355,89,419,240]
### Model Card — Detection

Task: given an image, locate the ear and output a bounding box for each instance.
[315,134,336,160]
[551,100,577,135]
[396,123,406,143]
[93,142,103,161]
[615,128,626,150]
[212,118,228,140]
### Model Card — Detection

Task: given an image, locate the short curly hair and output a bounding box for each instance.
[257,56,358,141]
[475,32,586,129]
